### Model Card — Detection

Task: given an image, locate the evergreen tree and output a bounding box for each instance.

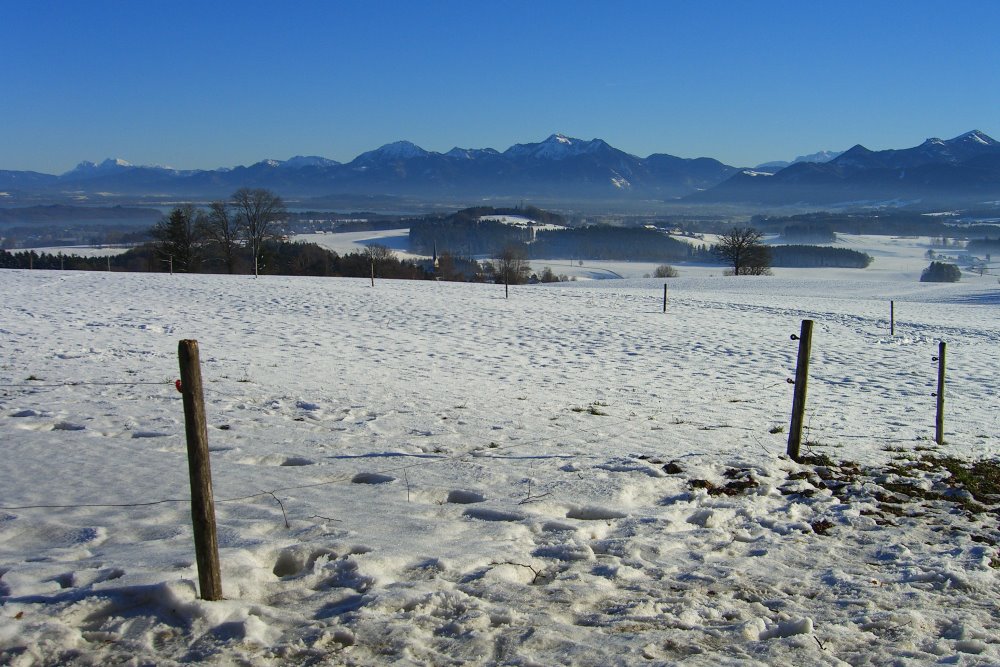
[920,261,962,282]
[150,205,205,272]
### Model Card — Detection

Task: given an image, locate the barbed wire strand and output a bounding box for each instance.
[1,380,172,388]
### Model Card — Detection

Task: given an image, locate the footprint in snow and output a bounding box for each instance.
[446,490,485,504]
[53,567,125,589]
[351,472,396,485]
[280,457,315,467]
[532,543,595,562]
[462,508,526,522]
[566,506,628,521]
[53,421,86,431]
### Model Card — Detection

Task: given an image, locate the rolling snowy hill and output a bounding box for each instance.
[1,264,998,664]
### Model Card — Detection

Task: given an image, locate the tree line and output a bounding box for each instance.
[770,245,873,268]
[966,237,1000,255]
[530,226,695,262]
[0,236,433,280]
[149,188,284,276]
[410,208,699,263]
[752,210,1000,239]
[146,189,428,279]
[409,216,533,257]
[0,189,434,280]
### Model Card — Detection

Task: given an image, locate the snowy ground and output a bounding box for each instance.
[295,230,424,262]
[477,215,566,232]
[1,261,999,665]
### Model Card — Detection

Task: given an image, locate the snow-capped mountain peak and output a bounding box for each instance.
[504,134,619,160]
[953,129,997,146]
[373,141,429,159]
[250,156,341,169]
[282,155,340,169]
[922,130,998,151]
[445,147,501,160]
[63,158,134,177]
[349,141,432,167]
[912,130,1000,164]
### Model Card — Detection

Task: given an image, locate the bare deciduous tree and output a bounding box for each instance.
[363,243,396,264]
[231,188,285,277]
[715,227,771,276]
[363,243,396,282]
[200,201,240,274]
[494,244,531,285]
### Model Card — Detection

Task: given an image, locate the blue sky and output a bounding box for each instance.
[4,0,998,173]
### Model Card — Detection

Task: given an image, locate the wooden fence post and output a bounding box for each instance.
[890,300,895,336]
[505,275,509,299]
[934,341,946,445]
[663,284,668,313]
[787,319,814,462]
[178,340,223,601]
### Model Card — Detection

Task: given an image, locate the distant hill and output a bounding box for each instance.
[691,131,1000,207]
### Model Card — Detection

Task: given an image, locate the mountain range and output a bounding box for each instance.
[754,150,843,171]
[2,131,999,207]
[694,130,1000,206]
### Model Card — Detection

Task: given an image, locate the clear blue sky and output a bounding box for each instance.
[4,0,998,173]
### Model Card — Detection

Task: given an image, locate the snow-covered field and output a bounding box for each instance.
[478,215,566,232]
[1,261,999,664]
[295,230,423,261]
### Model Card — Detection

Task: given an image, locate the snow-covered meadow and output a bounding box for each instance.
[1,251,999,664]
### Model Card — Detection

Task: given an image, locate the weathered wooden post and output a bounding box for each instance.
[177,340,223,601]
[934,341,946,445]
[663,284,668,313]
[787,319,814,462]
[370,257,375,287]
[505,275,509,299]
[890,300,895,336]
